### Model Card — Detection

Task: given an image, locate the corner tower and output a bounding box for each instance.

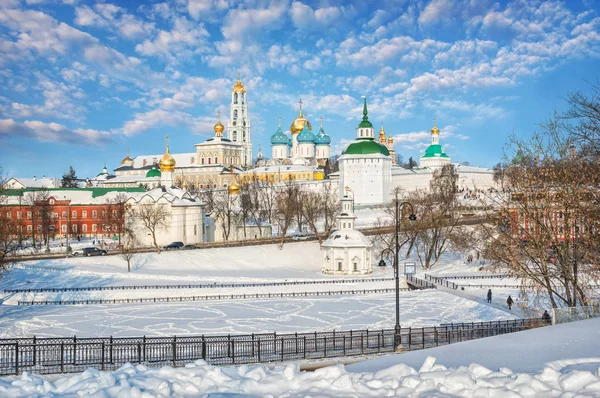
[227,74,252,168]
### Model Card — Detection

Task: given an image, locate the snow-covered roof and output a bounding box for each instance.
[100,175,159,185]
[4,177,59,189]
[322,229,372,248]
[241,165,322,174]
[454,164,494,174]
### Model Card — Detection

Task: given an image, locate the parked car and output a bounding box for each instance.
[183,244,197,250]
[72,247,107,257]
[163,241,184,250]
[291,234,310,241]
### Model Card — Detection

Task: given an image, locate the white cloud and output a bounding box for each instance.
[418,0,453,26]
[303,56,321,71]
[135,17,209,59]
[188,0,229,20]
[290,2,351,29]
[0,118,110,144]
[393,131,430,143]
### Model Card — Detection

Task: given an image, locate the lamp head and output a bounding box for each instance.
[408,214,417,225]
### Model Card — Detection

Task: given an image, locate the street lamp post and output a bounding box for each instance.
[392,191,416,348]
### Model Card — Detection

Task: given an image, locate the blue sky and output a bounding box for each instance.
[1,0,599,179]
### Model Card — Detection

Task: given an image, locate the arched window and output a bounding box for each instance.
[82,224,88,233]
[234,110,238,120]
[233,131,237,141]
[234,93,238,104]
[242,132,246,142]
[241,93,245,104]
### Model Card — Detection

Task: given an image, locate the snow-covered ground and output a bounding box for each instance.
[0,242,528,338]
[1,317,599,397]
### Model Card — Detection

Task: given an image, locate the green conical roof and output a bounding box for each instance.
[342,140,390,156]
[421,144,449,159]
[146,165,162,178]
[358,96,373,128]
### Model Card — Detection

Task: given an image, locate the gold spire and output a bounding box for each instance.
[290,98,312,134]
[159,135,176,172]
[232,73,246,93]
[214,109,224,137]
[431,117,439,135]
[378,122,386,143]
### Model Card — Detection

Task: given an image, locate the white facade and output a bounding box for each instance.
[227,76,252,168]
[316,144,329,160]
[322,194,372,275]
[271,144,288,160]
[126,187,205,247]
[339,154,392,205]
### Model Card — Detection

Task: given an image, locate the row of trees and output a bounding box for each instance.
[200,179,339,246]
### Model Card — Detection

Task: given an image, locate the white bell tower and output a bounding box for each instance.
[227,74,252,168]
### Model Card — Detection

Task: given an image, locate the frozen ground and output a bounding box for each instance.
[0,242,530,338]
[1,317,599,397]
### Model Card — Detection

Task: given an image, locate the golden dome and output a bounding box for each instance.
[290,99,312,135]
[431,118,439,135]
[387,136,394,143]
[228,179,241,195]
[378,123,386,143]
[232,74,246,93]
[120,148,133,165]
[214,110,224,137]
[159,135,176,172]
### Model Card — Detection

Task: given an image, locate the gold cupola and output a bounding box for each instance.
[214,109,224,137]
[120,148,133,165]
[159,135,176,172]
[431,118,439,135]
[378,122,387,143]
[290,98,312,135]
[232,73,246,93]
[228,178,241,195]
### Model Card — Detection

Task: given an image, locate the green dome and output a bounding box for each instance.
[146,166,161,178]
[421,144,449,159]
[342,139,390,156]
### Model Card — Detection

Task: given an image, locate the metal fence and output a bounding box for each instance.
[0,318,548,375]
[406,275,437,290]
[17,288,412,306]
[4,277,395,294]
[424,274,459,289]
[553,301,600,324]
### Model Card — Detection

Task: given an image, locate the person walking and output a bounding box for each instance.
[507,295,514,310]
[487,289,492,304]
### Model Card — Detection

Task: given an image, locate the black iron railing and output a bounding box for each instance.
[0,318,548,375]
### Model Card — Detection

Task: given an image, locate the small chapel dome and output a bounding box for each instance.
[290,100,312,135]
[270,125,288,145]
[214,120,224,136]
[232,76,246,93]
[297,124,316,143]
[159,136,176,172]
[228,179,241,195]
[120,154,133,165]
[314,127,331,146]
[146,165,161,178]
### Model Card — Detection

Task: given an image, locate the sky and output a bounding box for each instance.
[1,0,600,180]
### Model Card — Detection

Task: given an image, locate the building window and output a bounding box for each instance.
[17,212,21,219]
[234,92,238,104]
[215,157,218,164]
[353,262,358,272]
[92,224,97,232]
[82,211,87,218]
[233,131,237,141]
[72,210,77,218]
[27,225,32,232]
[37,225,42,233]
[53,212,58,219]
[233,109,238,120]
[202,158,205,165]
[101,211,106,218]
[61,225,66,232]
[194,225,197,236]
[49,199,54,205]
[27,212,32,219]
[72,224,77,233]
[6,212,10,218]
[337,261,342,271]
[112,210,117,217]
[82,224,88,233]
[92,210,97,218]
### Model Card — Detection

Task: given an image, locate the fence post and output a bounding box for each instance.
[232,340,236,364]
[343,335,346,356]
[101,342,105,371]
[137,343,142,364]
[303,336,306,359]
[295,332,298,354]
[73,335,77,365]
[202,336,206,361]
[33,335,37,367]
[60,343,64,373]
[361,333,364,354]
[227,335,231,358]
[172,336,177,366]
[280,338,284,362]
[324,336,327,357]
[14,342,19,375]
[422,328,425,349]
[251,333,255,357]
[257,339,261,363]
[143,336,146,362]
[110,336,113,365]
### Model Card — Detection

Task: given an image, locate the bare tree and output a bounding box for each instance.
[480,111,600,309]
[0,167,18,270]
[201,187,238,241]
[23,189,50,250]
[320,182,339,235]
[104,193,128,246]
[119,205,137,272]
[301,190,323,245]
[274,181,298,248]
[135,203,169,253]
[404,165,462,270]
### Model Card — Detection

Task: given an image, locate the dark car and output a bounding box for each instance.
[164,241,184,250]
[73,247,107,257]
[183,244,197,250]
